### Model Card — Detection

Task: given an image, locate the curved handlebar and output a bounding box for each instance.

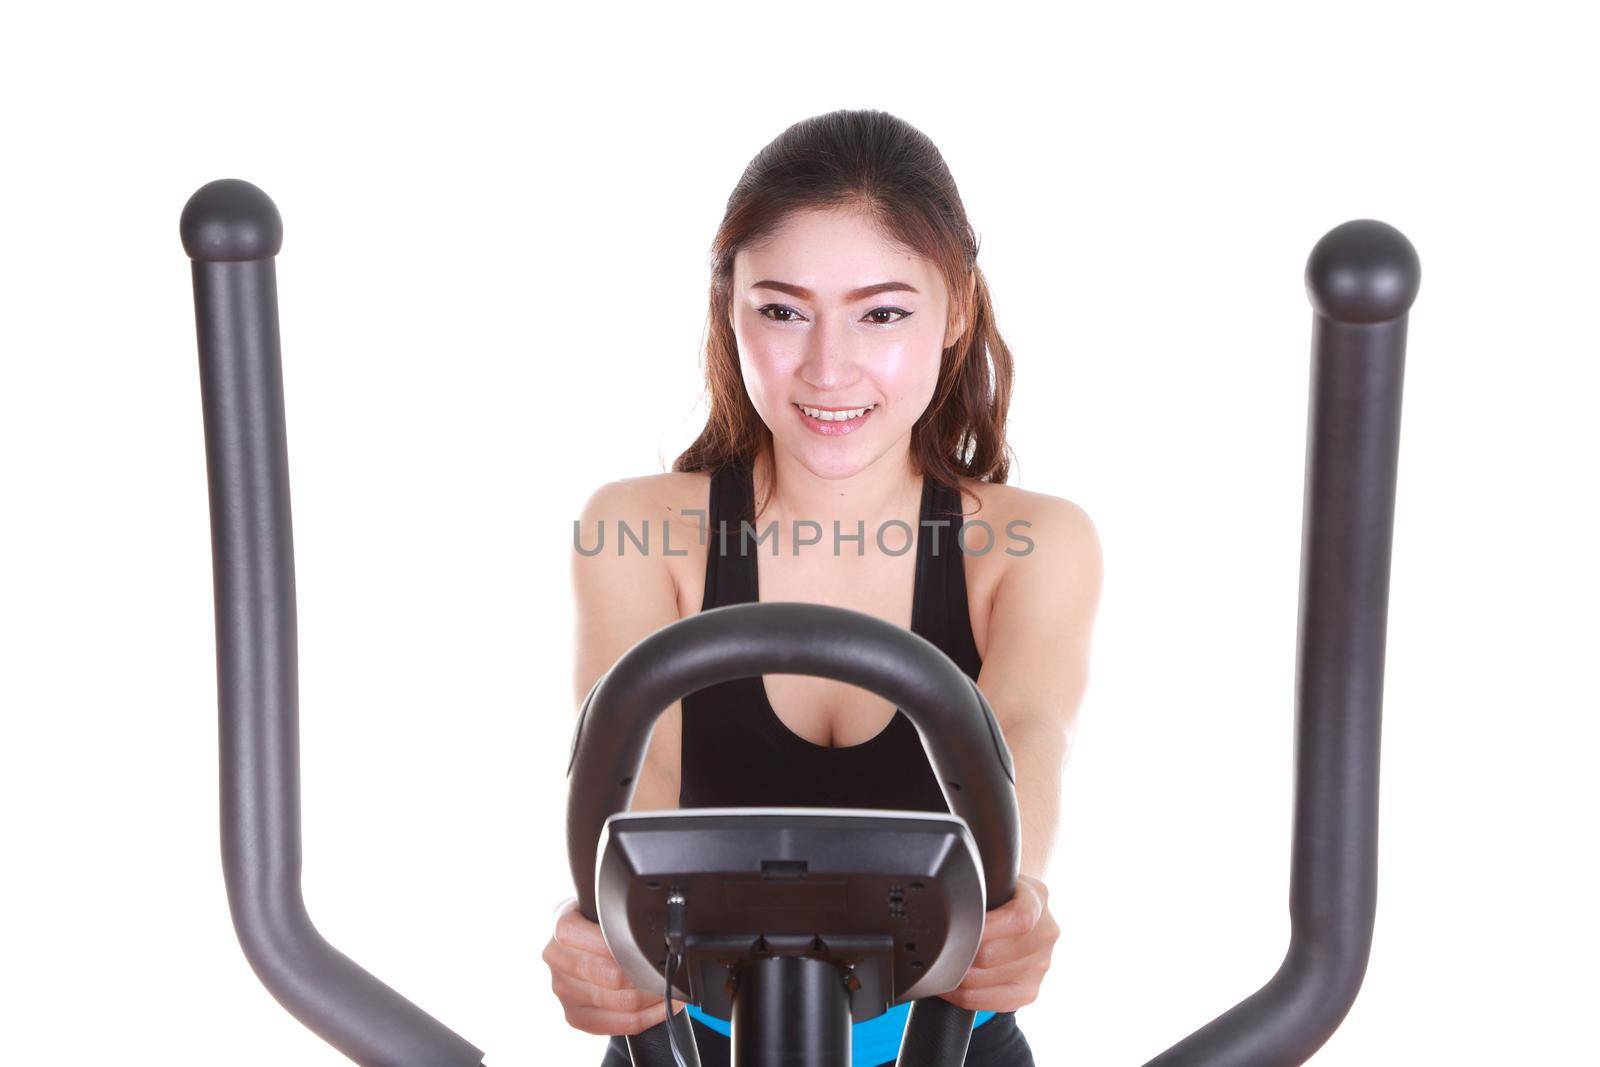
[565,600,1021,920]
[565,600,1022,1067]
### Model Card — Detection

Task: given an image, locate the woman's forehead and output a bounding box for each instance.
[735,209,936,295]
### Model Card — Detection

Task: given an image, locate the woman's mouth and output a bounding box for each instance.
[794,402,876,436]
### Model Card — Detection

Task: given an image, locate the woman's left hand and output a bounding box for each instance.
[940,873,1060,1013]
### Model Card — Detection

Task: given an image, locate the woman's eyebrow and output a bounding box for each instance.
[752,280,920,300]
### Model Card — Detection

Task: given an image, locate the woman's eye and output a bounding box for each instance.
[756,304,911,325]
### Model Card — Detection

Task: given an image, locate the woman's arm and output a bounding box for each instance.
[976,494,1103,880]
[544,478,690,1038]
[944,493,1103,1012]
[571,478,685,812]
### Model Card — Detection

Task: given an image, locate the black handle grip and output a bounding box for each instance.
[895,997,980,1066]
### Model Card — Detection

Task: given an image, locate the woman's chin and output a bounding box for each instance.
[778,437,884,481]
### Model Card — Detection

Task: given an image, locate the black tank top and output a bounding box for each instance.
[678,458,984,812]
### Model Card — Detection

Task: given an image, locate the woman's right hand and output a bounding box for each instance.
[542,897,686,1036]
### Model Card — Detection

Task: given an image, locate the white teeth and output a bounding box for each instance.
[798,404,874,421]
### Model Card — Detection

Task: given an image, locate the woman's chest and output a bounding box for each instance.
[669,545,997,747]
[766,551,920,746]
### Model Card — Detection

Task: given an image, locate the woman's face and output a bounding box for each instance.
[730,206,962,481]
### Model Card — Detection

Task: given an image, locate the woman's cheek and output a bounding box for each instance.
[878,346,941,420]
[738,345,796,416]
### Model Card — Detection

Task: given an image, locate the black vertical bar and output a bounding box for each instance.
[730,956,852,1066]
[1144,219,1419,1067]
[184,178,484,1067]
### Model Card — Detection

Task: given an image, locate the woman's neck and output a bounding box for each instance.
[754,445,923,545]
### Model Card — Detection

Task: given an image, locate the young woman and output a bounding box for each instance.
[546,108,1103,1067]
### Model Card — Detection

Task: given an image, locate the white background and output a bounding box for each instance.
[3,2,1596,1063]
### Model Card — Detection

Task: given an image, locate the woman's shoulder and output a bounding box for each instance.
[574,471,717,613]
[953,477,1102,587]
[931,477,1098,661]
[955,477,1097,543]
[576,470,718,550]
[576,469,716,520]
[951,478,1103,663]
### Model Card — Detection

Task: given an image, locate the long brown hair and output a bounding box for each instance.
[671,109,1015,509]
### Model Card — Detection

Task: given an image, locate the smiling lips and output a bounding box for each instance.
[794,401,877,436]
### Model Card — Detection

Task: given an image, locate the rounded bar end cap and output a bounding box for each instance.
[1305,219,1421,324]
[181,178,283,262]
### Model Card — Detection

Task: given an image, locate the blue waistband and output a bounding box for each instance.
[685,1002,996,1067]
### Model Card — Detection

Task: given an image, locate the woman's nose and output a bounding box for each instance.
[797,322,859,390]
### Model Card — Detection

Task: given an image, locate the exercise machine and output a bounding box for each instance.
[181,178,1418,1066]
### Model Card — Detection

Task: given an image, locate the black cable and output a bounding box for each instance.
[664,889,689,1067]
